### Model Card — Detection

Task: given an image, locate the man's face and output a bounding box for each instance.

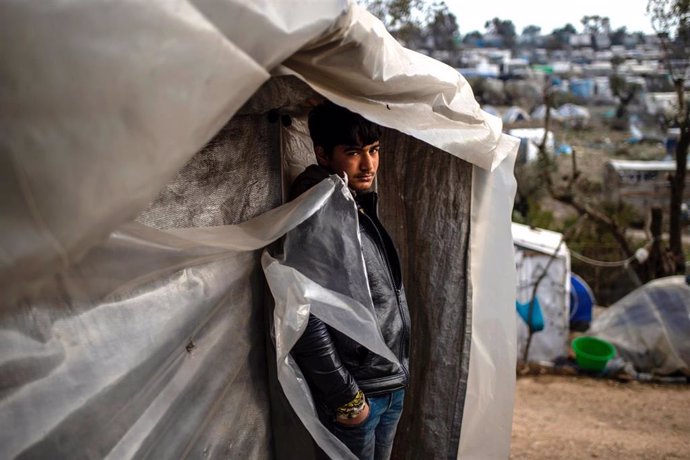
[318,141,380,192]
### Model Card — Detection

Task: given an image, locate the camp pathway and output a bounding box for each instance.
[510,375,690,459]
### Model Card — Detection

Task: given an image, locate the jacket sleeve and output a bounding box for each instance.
[291,313,360,412]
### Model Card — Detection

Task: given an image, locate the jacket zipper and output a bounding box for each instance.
[394,287,410,380]
[360,208,410,381]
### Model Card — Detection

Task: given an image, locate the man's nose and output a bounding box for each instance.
[360,152,373,171]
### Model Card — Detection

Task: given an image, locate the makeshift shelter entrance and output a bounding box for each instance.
[1,2,519,459]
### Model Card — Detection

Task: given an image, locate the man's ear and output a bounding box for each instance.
[315,146,330,167]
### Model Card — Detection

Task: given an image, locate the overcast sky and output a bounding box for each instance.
[446,0,655,35]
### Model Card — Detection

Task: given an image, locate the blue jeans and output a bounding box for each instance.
[325,389,405,460]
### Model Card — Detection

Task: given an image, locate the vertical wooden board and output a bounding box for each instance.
[377,129,473,459]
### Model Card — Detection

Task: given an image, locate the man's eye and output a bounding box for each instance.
[346,150,359,156]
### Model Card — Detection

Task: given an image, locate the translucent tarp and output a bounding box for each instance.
[461,149,518,460]
[1,0,520,458]
[0,181,337,458]
[589,276,690,375]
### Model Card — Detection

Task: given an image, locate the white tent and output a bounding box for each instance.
[509,128,555,163]
[531,104,564,122]
[556,103,591,129]
[589,276,690,375]
[502,106,532,124]
[0,1,519,459]
[512,223,571,364]
[557,103,591,121]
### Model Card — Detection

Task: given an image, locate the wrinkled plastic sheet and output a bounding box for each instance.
[283,5,513,171]
[0,0,348,291]
[0,0,515,292]
[0,181,338,458]
[460,147,518,460]
[589,276,690,375]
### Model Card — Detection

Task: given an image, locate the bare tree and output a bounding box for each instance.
[647,0,690,274]
[528,80,663,282]
[358,0,459,52]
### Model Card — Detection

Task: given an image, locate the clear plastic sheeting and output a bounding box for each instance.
[0,0,273,288]
[264,176,399,459]
[589,276,690,376]
[0,179,338,459]
[1,0,517,289]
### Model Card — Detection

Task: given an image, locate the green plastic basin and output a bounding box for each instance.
[572,336,616,372]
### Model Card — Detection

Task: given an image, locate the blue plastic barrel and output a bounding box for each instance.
[570,273,594,327]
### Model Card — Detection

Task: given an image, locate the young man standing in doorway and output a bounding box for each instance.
[290,102,411,460]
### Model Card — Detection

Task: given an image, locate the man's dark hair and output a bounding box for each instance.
[308,102,381,157]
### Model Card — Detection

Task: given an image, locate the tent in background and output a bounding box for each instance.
[557,103,591,122]
[0,1,519,458]
[531,104,564,122]
[556,103,591,129]
[512,223,571,364]
[503,106,532,125]
[589,276,690,376]
[509,128,555,164]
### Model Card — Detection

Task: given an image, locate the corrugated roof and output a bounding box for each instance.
[607,160,690,172]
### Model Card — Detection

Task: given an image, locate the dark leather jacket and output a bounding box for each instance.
[289,165,410,413]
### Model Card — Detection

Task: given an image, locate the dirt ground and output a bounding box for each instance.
[511,375,690,459]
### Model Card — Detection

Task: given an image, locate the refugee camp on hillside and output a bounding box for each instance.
[2,0,689,459]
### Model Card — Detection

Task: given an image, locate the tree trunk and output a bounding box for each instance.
[646,207,665,280]
[669,79,689,274]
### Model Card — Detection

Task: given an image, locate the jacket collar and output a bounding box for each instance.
[354,190,378,217]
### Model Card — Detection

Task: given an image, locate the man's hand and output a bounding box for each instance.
[335,401,370,426]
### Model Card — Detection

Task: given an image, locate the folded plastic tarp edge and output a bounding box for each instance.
[0,0,275,290]
[1,0,515,291]
[458,145,519,460]
[281,4,517,172]
[162,178,336,250]
[0,175,340,459]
